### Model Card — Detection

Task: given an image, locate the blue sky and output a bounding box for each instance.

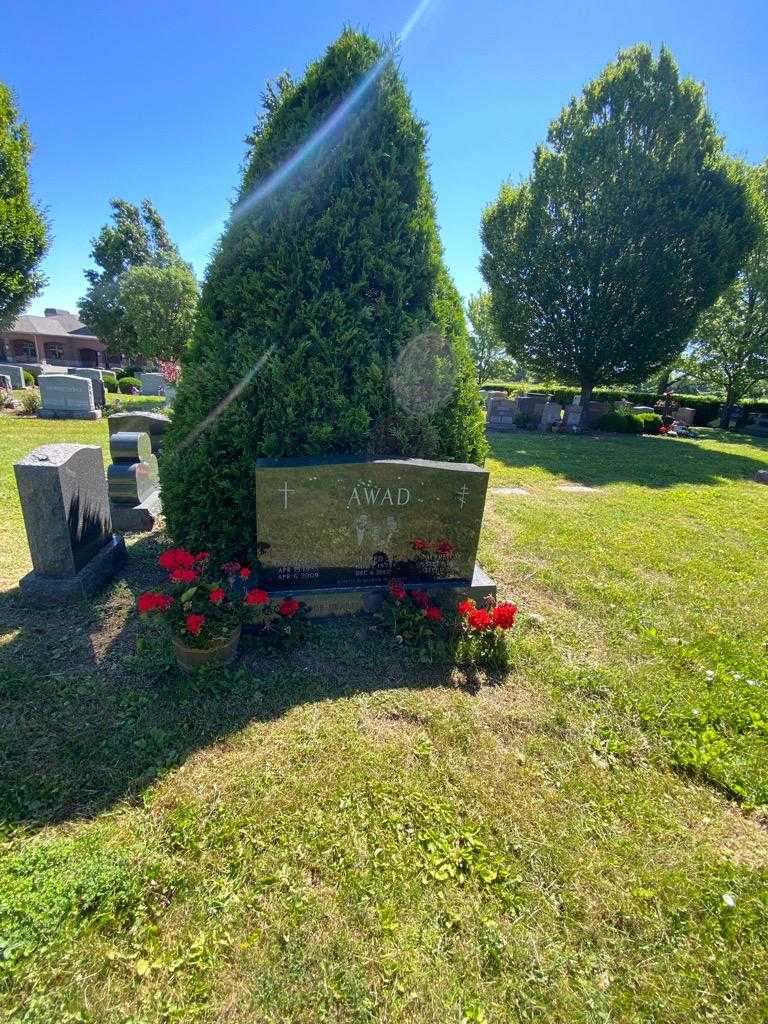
[1,0,766,317]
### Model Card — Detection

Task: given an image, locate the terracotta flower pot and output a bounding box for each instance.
[172,625,241,673]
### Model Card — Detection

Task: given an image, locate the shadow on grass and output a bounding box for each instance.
[0,533,478,832]
[487,428,768,488]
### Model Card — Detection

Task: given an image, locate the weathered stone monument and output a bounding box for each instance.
[14,444,126,605]
[39,374,100,420]
[108,411,170,453]
[254,456,495,615]
[2,364,26,389]
[539,400,564,430]
[486,396,517,430]
[107,431,162,532]
[136,372,166,396]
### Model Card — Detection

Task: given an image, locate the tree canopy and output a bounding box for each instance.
[78,198,185,358]
[120,262,198,362]
[161,28,487,559]
[688,160,768,421]
[480,45,757,409]
[466,291,521,385]
[0,82,47,330]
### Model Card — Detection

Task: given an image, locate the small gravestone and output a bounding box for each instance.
[137,372,165,396]
[108,411,170,453]
[68,366,105,381]
[14,443,126,606]
[757,470,768,485]
[675,407,696,427]
[2,364,26,389]
[39,374,100,420]
[486,397,517,430]
[539,400,563,430]
[254,456,495,615]
[107,431,161,532]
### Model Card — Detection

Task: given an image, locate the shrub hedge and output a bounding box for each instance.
[117,376,142,394]
[22,369,34,386]
[161,30,487,559]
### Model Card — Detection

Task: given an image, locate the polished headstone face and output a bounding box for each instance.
[255,457,489,589]
[107,412,170,453]
[39,374,95,412]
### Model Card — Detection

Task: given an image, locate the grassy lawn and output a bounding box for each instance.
[1,416,767,1022]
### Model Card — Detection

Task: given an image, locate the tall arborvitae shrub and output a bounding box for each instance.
[161,30,486,558]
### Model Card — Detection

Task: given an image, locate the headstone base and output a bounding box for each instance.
[38,408,102,420]
[757,470,768,486]
[245,563,497,621]
[18,534,126,607]
[110,491,162,532]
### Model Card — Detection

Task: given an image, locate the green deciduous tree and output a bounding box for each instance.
[78,198,182,357]
[120,262,198,362]
[688,161,768,425]
[161,29,487,558]
[0,82,47,330]
[466,291,521,384]
[481,45,757,415]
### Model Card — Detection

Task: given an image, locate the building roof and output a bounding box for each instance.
[8,310,99,340]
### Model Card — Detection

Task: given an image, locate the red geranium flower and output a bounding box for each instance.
[410,538,429,551]
[157,595,173,611]
[240,567,251,579]
[492,602,517,629]
[185,613,205,636]
[194,551,209,563]
[158,547,196,571]
[388,579,406,602]
[424,605,444,622]
[137,591,169,613]
[436,539,455,557]
[467,608,492,631]
[278,597,300,618]
[458,599,475,617]
[170,567,198,584]
[411,589,430,609]
[246,588,269,606]
[209,587,226,605]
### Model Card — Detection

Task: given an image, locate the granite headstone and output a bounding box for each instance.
[39,374,100,420]
[137,372,166,396]
[2,364,26,389]
[255,457,494,614]
[108,411,170,453]
[14,443,125,605]
[107,431,161,532]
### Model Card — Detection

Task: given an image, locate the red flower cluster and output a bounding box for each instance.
[185,613,205,636]
[411,589,430,609]
[209,587,226,605]
[424,605,444,622]
[278,597,301,618]
[410,538,430,551]
[137,592,173,614]
[389,579,406,602]
[159,547,196,571]
[492,602,517,629]
[459,599,517,631]
[246,588,269,606]
[435,539,455,557]
[170,567,198,584]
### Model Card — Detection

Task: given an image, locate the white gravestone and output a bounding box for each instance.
[2,365,26,389]
[39,374,100,420]
[137,372,165,396]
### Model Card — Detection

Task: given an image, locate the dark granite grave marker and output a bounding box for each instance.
[255,457,489,593]
[107,431,161,532]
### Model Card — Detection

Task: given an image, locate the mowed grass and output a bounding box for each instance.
[0,416,767,1023]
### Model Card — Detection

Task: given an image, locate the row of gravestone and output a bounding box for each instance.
[13,410,497,615]
[483,391,699,431]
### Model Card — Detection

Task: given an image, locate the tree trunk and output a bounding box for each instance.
[578,383,594,428]
[720,382,735,429]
